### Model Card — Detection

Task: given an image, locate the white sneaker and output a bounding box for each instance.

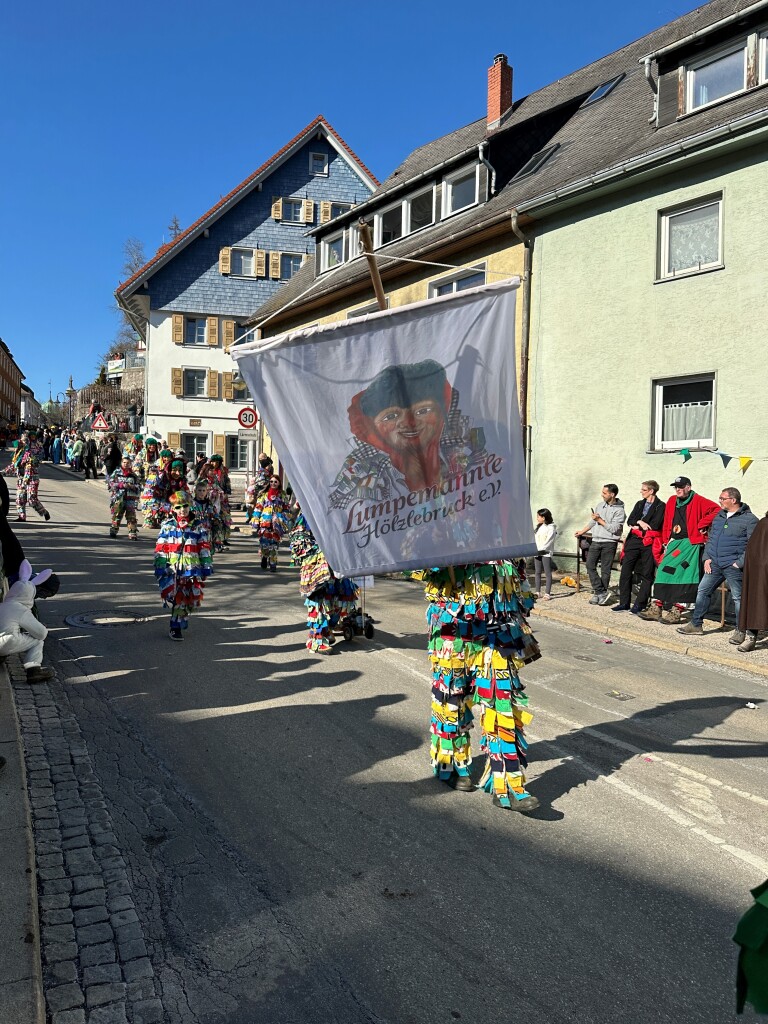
[598,590,614,606]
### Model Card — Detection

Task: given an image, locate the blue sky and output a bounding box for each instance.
[1,0,703,400]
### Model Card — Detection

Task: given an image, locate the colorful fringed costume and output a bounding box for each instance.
[4,438,49,522]
[289,509,359,653]
[107,463,140,539]
[253,486,290,570]
[415,562,540,810]
[206,458,232,547]
[154,491,212,639]
[152,459,189,526]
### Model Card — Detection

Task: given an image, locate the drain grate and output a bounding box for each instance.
[606,689,637,701]
[65,611,151,629]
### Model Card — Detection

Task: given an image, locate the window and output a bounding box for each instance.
[230,248,254,276]
[442,166,478,216]
[181,433,209,460]
[686,42,746,111]
[762,31,768,82]
[376,203,404,246]
[280,253,303,280]
[283,198,303,223]
[581,73,625,107]
[658,196,722,280]
[653,375,715,450]
[331,201,353,218]
[406,187,434,233]
[320,230,346,271]
[227,436,249,471]
[429,266,486,297]
[185,319,206,345]
[183,369,207,398]
[310,151,328,176]
[513,144,559,181]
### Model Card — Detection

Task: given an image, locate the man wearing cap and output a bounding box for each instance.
[639,477,719,624]
[677,487,758,643]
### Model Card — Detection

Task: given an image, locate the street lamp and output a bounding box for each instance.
[65,376,77,430]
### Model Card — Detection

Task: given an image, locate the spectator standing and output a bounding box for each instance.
[575,484,626,605]
[677,487,758,644]
[533,508,557,600]
[102,435,122,477]
[639,477,719,624]
[613,481,666,613]
[71,434,84,472]
[51,432,62,465]
[735,513,768,652]
[82,435,100,479]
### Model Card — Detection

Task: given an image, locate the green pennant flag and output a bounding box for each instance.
[680,448,692,463]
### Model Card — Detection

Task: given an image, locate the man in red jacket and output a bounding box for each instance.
[638,476,719,624]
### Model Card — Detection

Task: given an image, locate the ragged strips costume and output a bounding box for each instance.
[107,458,140,539]
[414,561,540,812]
[289,508,359,653]
[152,457,190,526]
[154,490,212,640]
[142,448,172,527]
[203,456,232,552]
[4,435,49,522]
[252,481,290,571]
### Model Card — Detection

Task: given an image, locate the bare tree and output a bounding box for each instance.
[167,215,182,240]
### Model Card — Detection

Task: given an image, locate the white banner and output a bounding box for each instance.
[233,279,536,575]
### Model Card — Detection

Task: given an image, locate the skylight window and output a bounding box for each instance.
[512,144,559,181]
[581,73,625,107]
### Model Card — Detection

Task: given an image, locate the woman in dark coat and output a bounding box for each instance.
[102,436,122,477]
[736,515,768,652]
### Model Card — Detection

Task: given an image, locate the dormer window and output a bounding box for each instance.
[442,166,478,217]
[320,230,346,271]
[406,187,435,232]
[686,40,747,112]
[377,203,404,246]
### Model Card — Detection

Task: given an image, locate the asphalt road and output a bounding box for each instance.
[16,463,768,1024]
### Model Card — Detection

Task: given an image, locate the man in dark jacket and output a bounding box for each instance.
[102,435,122,477]
[678,487,758,644]
[82,436,100,479]
[613,480,666,613]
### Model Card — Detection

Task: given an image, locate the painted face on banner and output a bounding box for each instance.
[372,399,444,454]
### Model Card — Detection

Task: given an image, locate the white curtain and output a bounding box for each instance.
[662,401,712,442]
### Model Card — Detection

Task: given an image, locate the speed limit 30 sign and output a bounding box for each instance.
[237,407,258,429]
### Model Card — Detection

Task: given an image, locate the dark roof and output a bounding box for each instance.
[248,0,768,329]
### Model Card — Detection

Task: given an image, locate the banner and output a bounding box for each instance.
[233,279,536,576]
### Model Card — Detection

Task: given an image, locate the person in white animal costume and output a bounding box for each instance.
[0,560,54,683]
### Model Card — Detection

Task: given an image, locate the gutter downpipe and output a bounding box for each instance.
[479,142,497,195]
[643,57,658,125]
[510,209,533,486]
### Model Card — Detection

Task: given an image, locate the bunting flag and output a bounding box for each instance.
[719,453,733,469]
[680,448,692,463]
[233,279,537,576]
[739,457,753,475]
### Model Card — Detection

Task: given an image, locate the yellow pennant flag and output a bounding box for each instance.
[739,457,753,475]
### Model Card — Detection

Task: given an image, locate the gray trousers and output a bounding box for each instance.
[585,542,618,594]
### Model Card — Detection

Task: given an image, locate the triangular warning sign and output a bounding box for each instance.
[90,413,110,431]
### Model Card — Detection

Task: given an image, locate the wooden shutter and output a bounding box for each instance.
[207,369,219,399]
[656,67,681,127]
[172,314,184,345]
[171,367,183,396]
[213,434,226,458]
[302,199,315,224]
[222,371,234,400]
[219,247,232,274]
[271,198,283,220]
[320,201,332,224]
[222,319,235,352]
[269,251,281,279]
[167,431,181,449]
[255,249,266,277]
[206,317,219,347]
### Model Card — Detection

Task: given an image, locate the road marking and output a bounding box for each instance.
[534,707,768,808]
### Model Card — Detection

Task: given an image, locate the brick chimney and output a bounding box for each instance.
[487,53,512,130]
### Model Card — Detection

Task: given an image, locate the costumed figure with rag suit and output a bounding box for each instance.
[107,456,140,539]
[154,490,212,641]
[4,434,50,522]
[253,474,290,571]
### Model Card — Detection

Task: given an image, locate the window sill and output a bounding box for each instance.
[654,263,724,284]
[646,446,716,454]
[180,395,211,401]
[677,80,767,120]
[441,200,479,221]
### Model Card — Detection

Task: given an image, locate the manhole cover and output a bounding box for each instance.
[65,612,151,629]
[573,655,598,663]
[606,690,637,701]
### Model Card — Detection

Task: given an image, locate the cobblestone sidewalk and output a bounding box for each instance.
[9,657,164,1024]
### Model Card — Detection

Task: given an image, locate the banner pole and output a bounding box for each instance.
[358,221,388,312]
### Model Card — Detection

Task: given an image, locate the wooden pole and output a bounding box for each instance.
[357,220,387,312]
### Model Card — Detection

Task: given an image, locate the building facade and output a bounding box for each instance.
[115,116,377,490]
[0,340,23,429]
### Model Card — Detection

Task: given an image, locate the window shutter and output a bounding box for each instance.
[302,199,314,224]
[206,317,219,347]
[207,369,219,399]
[271,198,283,220]
[219,247,231,274]
[222,319,235,352]
[171,367,183,396]
[222,371,234,400]
[320,201,332,224]
[167,431,181,450]
[172,314,184,345]
[255,249,266,277]
[213,434,226,458]
[656,69,680,127]
[269,251,281,279]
